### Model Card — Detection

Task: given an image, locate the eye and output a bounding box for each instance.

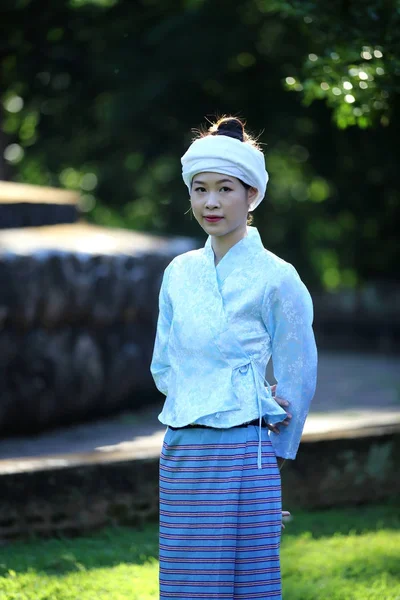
[194,186,206,193]
[220,186,232,192]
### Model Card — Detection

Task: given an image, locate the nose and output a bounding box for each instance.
[205,191,220,208]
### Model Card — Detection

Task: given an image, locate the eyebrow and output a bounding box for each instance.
[192,178,234,185]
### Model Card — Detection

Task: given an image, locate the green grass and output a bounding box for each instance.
[0,504,399,599]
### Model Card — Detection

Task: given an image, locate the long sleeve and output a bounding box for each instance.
[262,265,318,459]
[150,262,174,396]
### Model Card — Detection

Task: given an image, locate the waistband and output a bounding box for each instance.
[169,418,268,431]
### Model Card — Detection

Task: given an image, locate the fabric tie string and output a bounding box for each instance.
[234,358,285,469]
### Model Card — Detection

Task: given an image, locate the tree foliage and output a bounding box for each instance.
[257,0,400,128]
[0,0,398,289]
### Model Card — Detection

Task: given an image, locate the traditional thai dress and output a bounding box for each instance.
[150,225,317,600]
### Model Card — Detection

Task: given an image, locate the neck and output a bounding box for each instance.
[212,224,248,265]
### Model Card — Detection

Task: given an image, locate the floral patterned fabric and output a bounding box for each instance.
[150,225,317,461]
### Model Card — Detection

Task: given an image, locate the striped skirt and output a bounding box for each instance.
[159,424,282,599]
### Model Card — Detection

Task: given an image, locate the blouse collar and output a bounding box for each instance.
[204,225,265,285]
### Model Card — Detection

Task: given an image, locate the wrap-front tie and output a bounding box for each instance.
[234,357,285,469]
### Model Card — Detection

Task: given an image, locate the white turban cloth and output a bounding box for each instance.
[181,134,269,211]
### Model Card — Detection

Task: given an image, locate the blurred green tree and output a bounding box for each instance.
[0,0,398,289]
[256,0,399,128]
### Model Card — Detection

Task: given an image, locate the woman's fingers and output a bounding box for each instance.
[275,395,290,408]
[267,391,292,433]
[281,510,291,529]
[281,511,291,530]
[266,413,292,433]
[281,414,292,425]
[266,423,280,434]
[274,394,292,426]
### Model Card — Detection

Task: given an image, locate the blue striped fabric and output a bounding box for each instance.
[159,425,282,599]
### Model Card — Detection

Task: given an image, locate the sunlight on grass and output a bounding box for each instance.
[0,506,399,599]
[0,562,159,600]
[282,529,400,599]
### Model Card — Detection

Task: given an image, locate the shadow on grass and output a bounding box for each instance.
[283,502,400,539]
[0,504,398,578]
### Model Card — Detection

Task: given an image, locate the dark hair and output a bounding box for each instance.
[211,116,245,142]
[200,116,261,149]
[195,116,257,225]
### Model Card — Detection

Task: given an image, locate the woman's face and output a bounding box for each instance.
[190,172,257,238]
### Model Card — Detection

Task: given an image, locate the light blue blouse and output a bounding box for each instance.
[150,225,318,466]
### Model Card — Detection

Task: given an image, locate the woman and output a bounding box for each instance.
[150,116,318,599]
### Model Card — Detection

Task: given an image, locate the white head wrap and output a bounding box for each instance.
[181,134,268,211]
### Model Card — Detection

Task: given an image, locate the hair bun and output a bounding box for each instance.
[214,117,244,142]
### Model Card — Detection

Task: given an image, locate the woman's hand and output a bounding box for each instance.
[281,510,291,530]
[267,384,292,434]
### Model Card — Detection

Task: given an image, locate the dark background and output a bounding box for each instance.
[1,0,399,290]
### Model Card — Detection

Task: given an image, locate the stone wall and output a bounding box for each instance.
[0,457,159,539]
[0,430,398,541]
[0,181,79,229]
[312,282,400,353]
[0,223,196,434]
[281,431,400,508]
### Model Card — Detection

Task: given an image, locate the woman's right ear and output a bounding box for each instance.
[247,187,258,208]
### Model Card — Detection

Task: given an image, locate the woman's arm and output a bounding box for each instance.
[262,265,318,460]
[150,263,173,396]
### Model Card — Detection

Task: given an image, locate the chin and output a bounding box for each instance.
[204,226,228,236]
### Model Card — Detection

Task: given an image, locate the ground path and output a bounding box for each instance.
[0,351,399,474]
